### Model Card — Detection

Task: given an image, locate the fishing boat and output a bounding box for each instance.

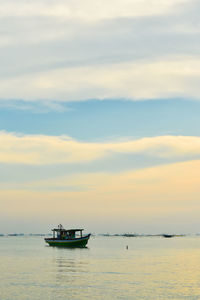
[44,224,91,247]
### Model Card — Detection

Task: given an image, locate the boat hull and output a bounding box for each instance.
[44,234,90,247]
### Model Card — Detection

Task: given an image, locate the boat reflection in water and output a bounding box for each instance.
[44,224,91,247]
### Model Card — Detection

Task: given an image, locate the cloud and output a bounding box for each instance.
[1,57,200,101]
[1,159,200,233]
[0,0,199,102]
[1,131,200,165]
[56,159,200,201]
[0,0,187,20]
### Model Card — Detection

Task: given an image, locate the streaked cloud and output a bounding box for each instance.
[1,57,200,101]
[0,0,187,19]
[0,0,199,103]
[1,159,200,233]
[1,131,200,165]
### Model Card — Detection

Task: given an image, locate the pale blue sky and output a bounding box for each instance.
[0,99,200,139]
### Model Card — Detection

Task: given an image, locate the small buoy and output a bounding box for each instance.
[126,245,128,250]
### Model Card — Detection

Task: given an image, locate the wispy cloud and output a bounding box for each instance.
[1,57,199,101]
[1,131,200,165]
[0,0,199,103]
[1,159,200,233]
[0,0,186,19]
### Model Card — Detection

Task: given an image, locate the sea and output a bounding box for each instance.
[0,235,200,299]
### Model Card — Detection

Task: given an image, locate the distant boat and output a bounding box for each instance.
[44,224,91,247]
[162,234,174,238]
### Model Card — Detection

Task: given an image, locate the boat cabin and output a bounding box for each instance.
[52,224,84,240]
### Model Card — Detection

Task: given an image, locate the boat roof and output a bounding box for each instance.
[52,228,84,232]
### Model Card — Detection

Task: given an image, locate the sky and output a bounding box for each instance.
[1,0,200,234]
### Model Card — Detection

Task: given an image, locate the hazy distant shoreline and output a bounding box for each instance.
[0,233,193,238]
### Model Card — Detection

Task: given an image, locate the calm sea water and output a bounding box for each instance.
[0,235,200,299]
